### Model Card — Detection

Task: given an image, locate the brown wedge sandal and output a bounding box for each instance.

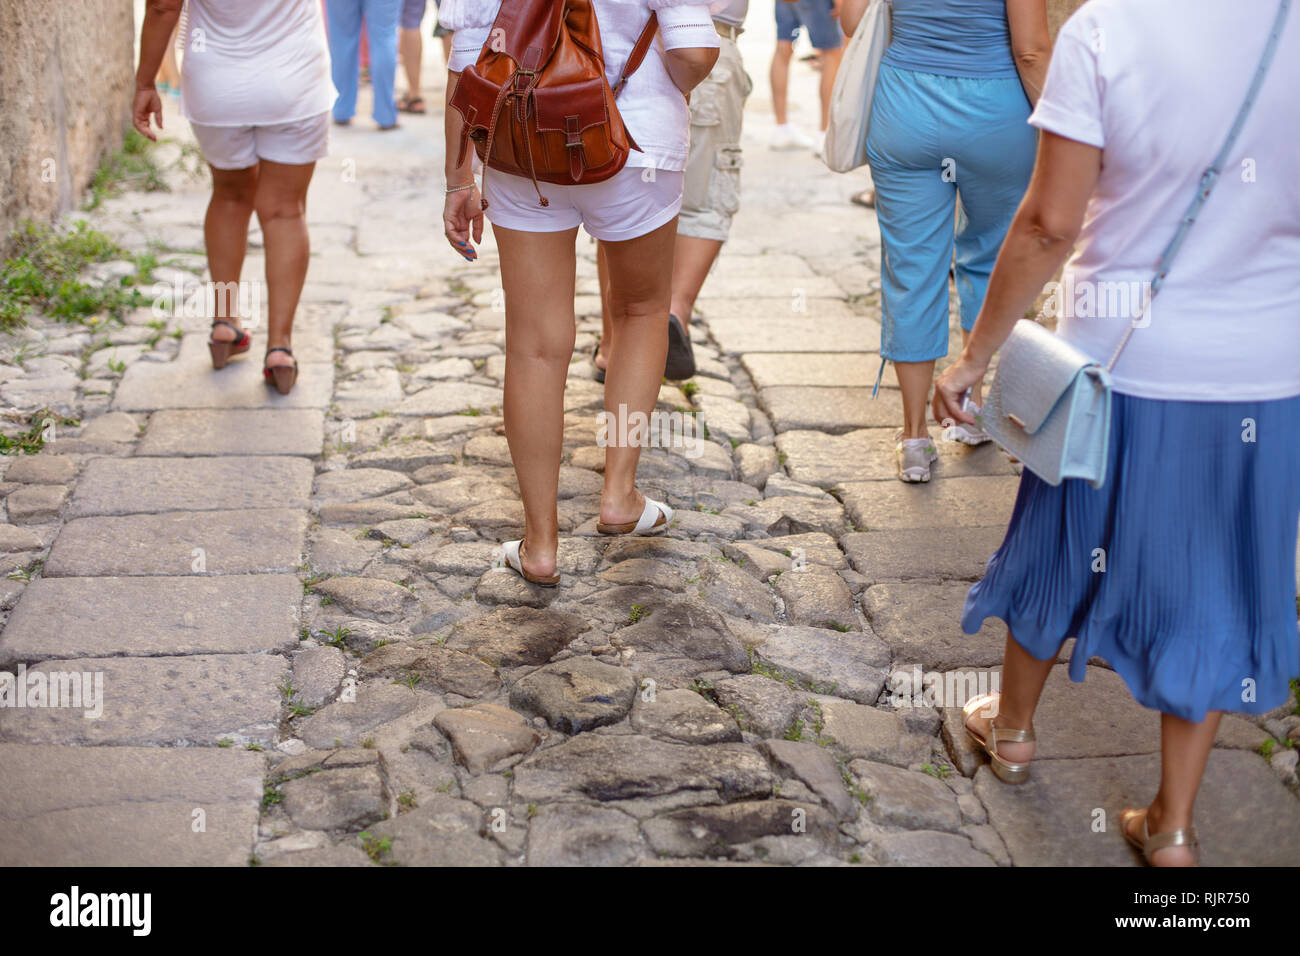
[263,347,299,395]
[208,320,251,369]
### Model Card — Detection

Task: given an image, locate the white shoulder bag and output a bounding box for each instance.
[822,0,891,173]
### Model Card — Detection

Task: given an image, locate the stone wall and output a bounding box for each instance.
[1048,0,1087,37]
[0,0,135,253]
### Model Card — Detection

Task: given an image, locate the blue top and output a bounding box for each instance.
[881,0,1018,78]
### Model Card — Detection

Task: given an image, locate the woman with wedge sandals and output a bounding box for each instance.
[134,0,331,395]
[439,0,723,586]
[933,0,1300,865]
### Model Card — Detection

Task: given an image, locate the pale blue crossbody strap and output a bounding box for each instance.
[1105,0,1292,371]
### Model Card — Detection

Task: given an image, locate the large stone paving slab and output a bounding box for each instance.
[0,575,301,662]
[762,387,903,433]
[839,476,1021,530]
[114,334,333,410]
[742,353,896,389]
[68,456,313,516]
[44,509,309,576]
[0,654,288,746]
[842,527,1005,585]
[137,408,325,457]
[976,748,1300,866]
[778,429,1016,487]
[862,582,1008,669]
[708,314,880,355]
[0,744,264,866]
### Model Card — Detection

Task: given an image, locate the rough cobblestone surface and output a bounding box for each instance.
[0,17,1296,869]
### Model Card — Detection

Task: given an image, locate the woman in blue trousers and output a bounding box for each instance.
[326,0,402,129]
[845,0,1050,482]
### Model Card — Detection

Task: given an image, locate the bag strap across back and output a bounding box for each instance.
[613,13,660,97]
[1105,0,1291,372]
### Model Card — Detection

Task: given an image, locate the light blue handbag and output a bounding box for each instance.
[978,0,1290,489]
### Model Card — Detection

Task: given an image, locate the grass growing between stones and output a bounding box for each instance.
[0,409,78,456]
[84,129,204,211]
[0,220,148,326]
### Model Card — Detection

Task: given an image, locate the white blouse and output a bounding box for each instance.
[441,0,725,170]
[181,0,333,127]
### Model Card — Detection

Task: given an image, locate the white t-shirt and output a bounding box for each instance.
[181,0,334,127]
[1029,0,1300,402]
[441,0,724,171]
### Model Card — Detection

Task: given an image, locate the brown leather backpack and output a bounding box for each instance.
[447,0,659,209]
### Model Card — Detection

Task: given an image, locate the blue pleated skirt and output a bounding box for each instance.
[963,391,1300,722]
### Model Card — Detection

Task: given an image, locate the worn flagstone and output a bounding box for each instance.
[0,574,301,661]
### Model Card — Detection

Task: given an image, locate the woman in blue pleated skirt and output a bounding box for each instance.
[934,0,1300,865]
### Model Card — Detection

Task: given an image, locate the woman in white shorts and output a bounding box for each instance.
[440,0,723,585]
[133,0,333,394]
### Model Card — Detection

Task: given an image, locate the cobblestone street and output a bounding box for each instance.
[0,14,1297,868]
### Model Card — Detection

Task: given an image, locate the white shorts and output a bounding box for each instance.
[190,111,330,170]
[483,164,684,242]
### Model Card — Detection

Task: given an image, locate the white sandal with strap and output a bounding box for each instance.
[596,495,673,536]
[500,539,560,587]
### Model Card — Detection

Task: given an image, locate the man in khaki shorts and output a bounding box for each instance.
[665,0,751,379]
[594,0,750,382]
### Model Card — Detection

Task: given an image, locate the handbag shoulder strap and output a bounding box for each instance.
[1106,0,1291,371]
[612,12,659,98]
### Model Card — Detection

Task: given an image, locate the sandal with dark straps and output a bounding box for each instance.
[263,347,299,395]
[208,320,251,369]
[592,339,606,384]
[398,94,427,114]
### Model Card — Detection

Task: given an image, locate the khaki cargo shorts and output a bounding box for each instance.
[679,36,752,242]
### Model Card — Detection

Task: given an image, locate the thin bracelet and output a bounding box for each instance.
[445,182,476,194]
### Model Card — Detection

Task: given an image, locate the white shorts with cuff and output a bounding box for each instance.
[190,111,331,170]
[482,165,685,242]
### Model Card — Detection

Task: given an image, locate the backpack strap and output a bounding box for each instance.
[611,12,659,98]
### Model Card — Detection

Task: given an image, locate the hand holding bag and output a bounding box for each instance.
[977,0,1291,489]
[822,0,890,173]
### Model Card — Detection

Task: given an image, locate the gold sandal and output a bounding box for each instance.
[963,692,1035,784]
[1120,808,1199,865]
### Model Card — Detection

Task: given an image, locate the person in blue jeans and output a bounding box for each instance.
[842,0,1050,482]
[326,0,402,129]
[770,0,843,151]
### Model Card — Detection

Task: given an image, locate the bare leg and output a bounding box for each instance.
[493,224,579,579]
[815,45,843,130]
[1124,712,1221,866]
[598,217,677,525]
[770,40,794,126]
[595,241,612,373]
[400,27,422,100]
[895,358,936,440]
[205,164,259,341]
[669,234,723,328]
[965,631,1056,766]
[253,160,316,367]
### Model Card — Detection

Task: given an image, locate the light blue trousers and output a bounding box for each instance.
[865,64,1036,362]
[326,0,401,128]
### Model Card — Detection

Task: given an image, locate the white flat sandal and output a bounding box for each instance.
[595,495,673,536]
[500,539,560,587]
